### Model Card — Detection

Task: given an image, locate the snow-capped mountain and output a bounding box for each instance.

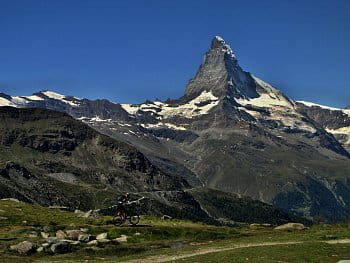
[296,101,350,151]
[2,36,350,222]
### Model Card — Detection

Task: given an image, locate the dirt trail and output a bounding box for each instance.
[121,239,350,263]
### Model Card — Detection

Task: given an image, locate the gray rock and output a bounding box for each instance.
[87,240,98,246]
[56,230,67,239]
[41,232,49,238]
[10,241,36,254]
[79,210,100,219]
[42,242,50,248]
[36,246,44,253]
[114,235,128,243]
[66,230,83,240]
[274,223,307,230]
[50,241,71,254]
[96,232,108,240]
[46,237,59,244]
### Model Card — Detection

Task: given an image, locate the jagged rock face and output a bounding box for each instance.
[296,101,350,151]
[0,107,188,199]
[185,36,259,100]
[1,37,350,222]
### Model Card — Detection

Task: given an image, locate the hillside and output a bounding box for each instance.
[0,106,297,225]
[0,199,349,263]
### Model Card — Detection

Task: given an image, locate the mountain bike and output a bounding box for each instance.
[112,197,145,226]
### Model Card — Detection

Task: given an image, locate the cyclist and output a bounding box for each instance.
[116,193,130,219]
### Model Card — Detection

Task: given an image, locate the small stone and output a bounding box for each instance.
[96,233,108,240]
[80,228,89,233]
[22,220,27,224]
[274,223,307,231]
[134,232,141,236]
[36,247,44,253]
[87,240,98,246]
[56,230,67,239]
[41,232,49,238]
[114,235,128,243]
[0,216,8,220]
[10,241,36,254]
[66,230,83,240]
[46,237,59,244]
[42,243,50,248]
[0,209,5,213]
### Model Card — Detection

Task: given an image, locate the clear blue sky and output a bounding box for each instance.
[1,0,349,107]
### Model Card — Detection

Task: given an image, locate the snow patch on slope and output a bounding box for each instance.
[236,75,293,109]
[140,122,187,130]
[41,91,80,106]
[297,101,350,117]
[0,97,15,107]
[122,91,219,119]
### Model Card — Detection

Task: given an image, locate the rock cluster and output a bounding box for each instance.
[9,228,129,255]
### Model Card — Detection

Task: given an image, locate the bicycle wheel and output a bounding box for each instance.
[129,215,140,225]
[113,215,124,226]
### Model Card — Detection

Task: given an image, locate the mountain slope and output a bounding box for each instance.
[0,106,299,225]
[296,101,350,151]
[1,37,350,222]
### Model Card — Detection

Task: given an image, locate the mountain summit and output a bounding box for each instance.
[185,36,259,100]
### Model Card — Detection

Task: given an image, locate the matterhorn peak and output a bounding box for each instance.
[210,36,236,60]
[184,36,245,99]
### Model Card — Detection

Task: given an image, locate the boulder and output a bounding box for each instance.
[10,241,36,254]
[87,240,99,246]
[42,243,50,248]
[66,230,83,240]
[56,230,67,239]
[46,237,60,244]
[96,233,108,240]
[79,210,100,219]
[50,241,71,254]
[274,223,307,231]
[114,235,128,243]
[41,232,49,238]
[80,227,89,233]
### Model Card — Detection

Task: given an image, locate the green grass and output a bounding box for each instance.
[1,200,350,262]
[174,242,350,263]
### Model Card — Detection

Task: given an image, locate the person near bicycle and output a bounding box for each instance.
[116,192,130,219]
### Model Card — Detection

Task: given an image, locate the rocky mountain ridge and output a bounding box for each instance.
[1,36,350,222]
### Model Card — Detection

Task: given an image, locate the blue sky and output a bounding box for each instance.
[0,0,349,107]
